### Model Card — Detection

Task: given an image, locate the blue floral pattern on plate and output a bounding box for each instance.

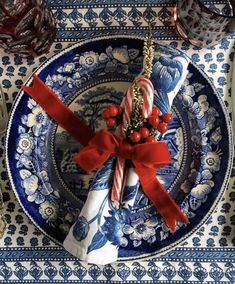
[5,36,233,261]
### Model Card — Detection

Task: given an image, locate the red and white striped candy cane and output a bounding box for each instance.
[122,83,135,132]
[111,77,154,204]
[111,82,134,203]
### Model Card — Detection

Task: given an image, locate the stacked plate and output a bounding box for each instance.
[5,36,233,261]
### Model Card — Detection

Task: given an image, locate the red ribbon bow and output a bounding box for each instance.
[75,129,189,232]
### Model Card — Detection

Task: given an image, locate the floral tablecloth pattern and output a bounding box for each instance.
[0,1,234,283]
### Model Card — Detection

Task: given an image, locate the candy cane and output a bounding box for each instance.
[122,83,135,132]
[111,82,134,203]
[111,77,154,204]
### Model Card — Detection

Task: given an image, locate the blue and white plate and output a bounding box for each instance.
[5,36,233,261]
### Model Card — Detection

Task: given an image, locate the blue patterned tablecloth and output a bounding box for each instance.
[0,1,235,283]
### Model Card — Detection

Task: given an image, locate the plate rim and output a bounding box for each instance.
[5,35,234,261]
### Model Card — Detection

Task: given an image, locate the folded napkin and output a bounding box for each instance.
[63,45,190,265]
[64,159,139,264]
[151,44,190,114]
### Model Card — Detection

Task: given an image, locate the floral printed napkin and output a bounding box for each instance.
[63,44,190,265]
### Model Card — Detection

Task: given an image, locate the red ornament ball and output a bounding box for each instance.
[129,131,141,143]
[139,127,149,138]
[106,118,117,128]
[145,136,155,143]
[149,115,160,128]
[108,105,118,117]
[102,110,110,119]
[157,122,168,133]
[162,113,173,123]
[116,105,123,115]
[151,106,160,117]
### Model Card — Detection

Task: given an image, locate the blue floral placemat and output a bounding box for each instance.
[0,1,234,283]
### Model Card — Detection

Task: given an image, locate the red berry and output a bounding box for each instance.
[116,105,123,115]
[108,105,118,117]
[106,118,117,128]
[145,136,155,143]
[157,122,168,133]
[162,113,173,123]
[139,127,149,139]
[129,131,141,143]
[149,115,160,128]
[102,110,110,119]
[152,106,160,116]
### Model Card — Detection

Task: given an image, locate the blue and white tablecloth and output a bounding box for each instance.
[0,1,235,283]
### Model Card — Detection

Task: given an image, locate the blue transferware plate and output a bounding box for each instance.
[5,36,233,261]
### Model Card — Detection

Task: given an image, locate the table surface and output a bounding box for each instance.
[0,1,235,283]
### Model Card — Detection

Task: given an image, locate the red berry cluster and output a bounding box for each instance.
[102,104,173,144]
[129,127,155,143]
[102,105,123,128]
[148,106,173,134]
[128,107,173,144]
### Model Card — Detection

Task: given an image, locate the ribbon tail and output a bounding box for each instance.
[23,75,94,146]
[135,163,189,233]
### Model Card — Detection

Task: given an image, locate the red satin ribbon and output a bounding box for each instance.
[75,129,189,233]
[23,75,94,146]
[23,75,189,232]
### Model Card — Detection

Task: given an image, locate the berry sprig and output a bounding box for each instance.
[102,105,123,128]
[126,106,173,143]
[148,106,173,135]
[103,104,173,143]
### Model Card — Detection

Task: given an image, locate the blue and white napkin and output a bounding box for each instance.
[63,44,190,265]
